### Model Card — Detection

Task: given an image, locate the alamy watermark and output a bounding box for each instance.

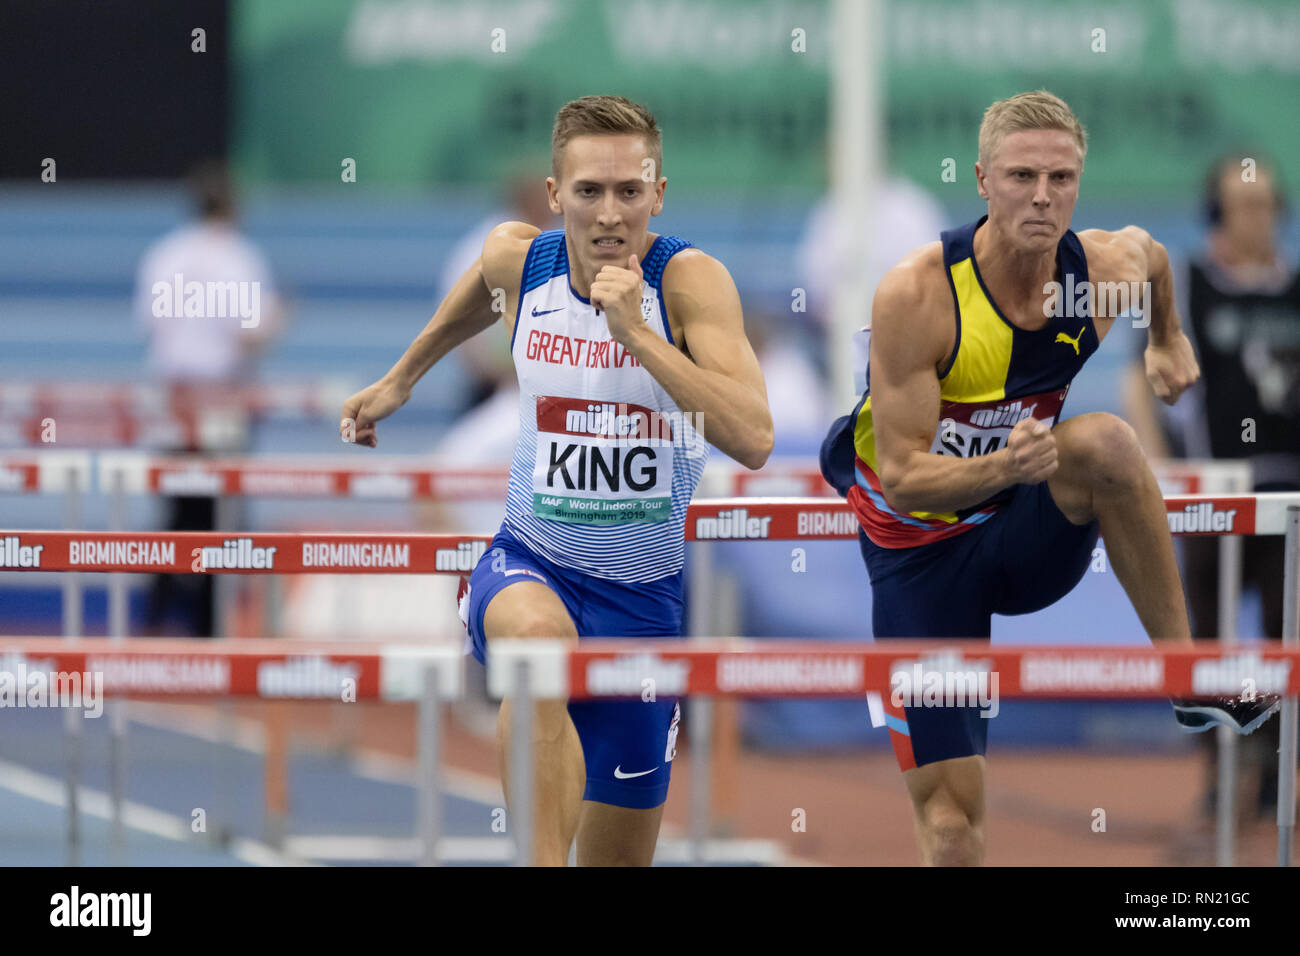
[0,654,103,718]
[1043,275,1151,327]
[151,273,261,328]
[890,652,999,718]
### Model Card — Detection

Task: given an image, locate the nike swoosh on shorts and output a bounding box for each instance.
[613,765,657,779]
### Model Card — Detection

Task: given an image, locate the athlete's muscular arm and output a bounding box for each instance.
[1081,226,1199,406]
[595,249,773,470]
[872,252,1052,514]
[339,221,535,447]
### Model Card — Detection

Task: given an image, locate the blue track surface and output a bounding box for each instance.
[0,707,511,867]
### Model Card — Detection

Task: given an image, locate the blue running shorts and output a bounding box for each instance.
[462,524,685,809]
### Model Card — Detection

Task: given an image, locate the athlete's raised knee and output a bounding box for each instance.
[1057,412,1146,489]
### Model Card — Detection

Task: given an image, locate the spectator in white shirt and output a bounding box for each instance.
[133,160,285,637]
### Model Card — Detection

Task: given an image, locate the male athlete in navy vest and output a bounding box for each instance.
[821,91,1280,866]
[340,96,773,866]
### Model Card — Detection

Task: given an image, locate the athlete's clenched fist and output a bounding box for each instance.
[590,253,645,346]
[1144,330,1200,406]
[1005,416,1058,484]
[339,377,410,447]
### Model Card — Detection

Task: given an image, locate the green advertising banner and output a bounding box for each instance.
[234,0,1300,199]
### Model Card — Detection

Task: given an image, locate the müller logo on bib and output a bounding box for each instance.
[538,397,684,446]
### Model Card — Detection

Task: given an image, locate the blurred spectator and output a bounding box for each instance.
[424,159,558,536]
[135,160,284,384]
[423,164,556,735]
[438,161,558,412]
[743,305,829,455]
[133,159,285,636]
[1125,152,1299,825]
[795,175,949,333]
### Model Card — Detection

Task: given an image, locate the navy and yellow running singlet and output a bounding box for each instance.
[822,215,1101,548]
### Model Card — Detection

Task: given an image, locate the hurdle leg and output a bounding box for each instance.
[687,540,716,860]
[713,570,741,837]
[690,695,713,864]
[108,468,129,865]
[510,657,534,866]
[213,493,238,845]
[417,663,442,866]
[1278,506,1299,867]
[1215,531,1242,866]
[264,700,289,848]
[62,465,83,867]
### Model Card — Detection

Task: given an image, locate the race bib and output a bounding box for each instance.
[931,388,1068,459]
[532,396,674,525]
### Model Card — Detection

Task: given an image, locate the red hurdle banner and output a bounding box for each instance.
[142,462,508,501]
[551,640,1300,699]
[0,382,351,449]
[0,452,1254,502]
[0,452,1255,505]
[0,381,349,417]
[695,458,1252,499]
[0,638,458,701]
[3,637,1297,702]
[683,494,1292,540]
[0,532,494,574]
[0,494,1295,574]
[0,461,40,492]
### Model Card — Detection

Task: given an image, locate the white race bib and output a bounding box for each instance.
[531,396,675,525]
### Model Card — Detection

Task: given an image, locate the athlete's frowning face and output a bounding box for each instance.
[975,129,1082,253]
[547,134,666,273]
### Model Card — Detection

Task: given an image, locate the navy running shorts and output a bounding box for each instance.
[860,480,1100,771]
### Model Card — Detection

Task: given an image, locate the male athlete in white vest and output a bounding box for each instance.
[341,96,773,865]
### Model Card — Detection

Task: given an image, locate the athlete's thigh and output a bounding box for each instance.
[860,530,992,641]
[576,801,665,866]
[463,536,579,664]
[988,481,1098,616]
[483,580,577,641]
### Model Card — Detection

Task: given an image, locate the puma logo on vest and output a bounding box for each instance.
[1055,326,1085,355]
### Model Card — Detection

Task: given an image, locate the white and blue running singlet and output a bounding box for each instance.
[501,229,708,582]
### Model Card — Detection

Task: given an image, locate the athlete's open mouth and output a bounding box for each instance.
[593,237,624,248]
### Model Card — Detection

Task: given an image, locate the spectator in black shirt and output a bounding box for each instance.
[1125,152,1298,830]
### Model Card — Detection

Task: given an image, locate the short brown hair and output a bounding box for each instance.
[979,90,1087,168]
[551,95,662,179]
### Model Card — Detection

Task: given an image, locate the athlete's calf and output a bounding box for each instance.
[484,582,585,866]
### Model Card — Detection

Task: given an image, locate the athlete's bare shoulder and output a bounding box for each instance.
[659,246,743,352]
[480,221,541,291]
[872,241,953,368]
[1076,226,1152,287]
[660,246,731,294]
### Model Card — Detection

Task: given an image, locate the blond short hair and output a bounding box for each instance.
[551,95,662,179]
[978,90,1087,168]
